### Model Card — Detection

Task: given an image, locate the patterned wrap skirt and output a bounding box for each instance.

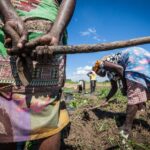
[0,19,69,143]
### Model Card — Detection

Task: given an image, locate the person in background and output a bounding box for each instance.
[77,80,85,94]
[93,47,150,139]
[87,71,97,94]
[0,0,76,149]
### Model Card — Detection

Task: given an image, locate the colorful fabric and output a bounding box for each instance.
[0,19,66,97]
[11,0,59,22]
[127,79,150,105]
[120,47,150,92]
[94,47,150,92]
[0,97,69,142]
[93,53,122,81]
[0,1,69,143]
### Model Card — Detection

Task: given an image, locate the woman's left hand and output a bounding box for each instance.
[26,33,60,47]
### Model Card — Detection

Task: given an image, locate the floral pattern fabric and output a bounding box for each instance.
[120,47,150,92]
[97,47,150,91]
[98,53,122,81]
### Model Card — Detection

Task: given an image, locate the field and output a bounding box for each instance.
[62,81,150,150]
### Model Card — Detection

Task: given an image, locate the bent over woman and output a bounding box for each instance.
[93,47,150,137]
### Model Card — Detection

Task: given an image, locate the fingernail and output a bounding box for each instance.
[17,43,23,48]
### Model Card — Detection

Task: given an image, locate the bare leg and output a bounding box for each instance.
[39,132,61,150]
[122,104,138,135]
[0,143,16,150]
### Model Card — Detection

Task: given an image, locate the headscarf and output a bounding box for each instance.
[93,53,122,81]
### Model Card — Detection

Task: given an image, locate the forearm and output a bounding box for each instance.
[50,0,76,36]
[0,0,18,22]
[106,88,117,101]
[105,80,118,101]
[121,78,127,96]
[104,61,124,79]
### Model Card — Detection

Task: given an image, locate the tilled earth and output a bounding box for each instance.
[63,94,150,150]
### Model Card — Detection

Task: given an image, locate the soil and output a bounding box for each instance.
[62,94,150,150]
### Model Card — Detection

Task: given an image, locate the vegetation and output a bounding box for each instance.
[63,82,150,150]
[25,81,150,150]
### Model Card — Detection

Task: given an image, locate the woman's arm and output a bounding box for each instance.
[103,61,127,96]
[105,80,118,102]
[26,0,76,48]
[50,0,76,40]
[0,0,27,50]
[99,80,118,106]
[0,0,18,22]
[103,61,124,79]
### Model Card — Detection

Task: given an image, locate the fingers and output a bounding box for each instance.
[25,37,41,48]
[35,45,53,55]
[3,24,20,53]
[4,20,28,50]
[16,22,28,48]
[50,41,58,46]
[4,37,12,48]
[25,34,59,51]
[25,35,51,48]
[49,36,59,46]
[4,24,20,44]
[31,45,54,62]
[17,30,28,49]
[31,36,57,57]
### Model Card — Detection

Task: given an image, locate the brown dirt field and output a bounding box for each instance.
[62,94,150,150]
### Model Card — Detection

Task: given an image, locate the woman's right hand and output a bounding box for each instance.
[0,0,28,54]
[4,18,28,53]
[99,100,109,107]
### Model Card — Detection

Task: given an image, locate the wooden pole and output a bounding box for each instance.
[10,36,150,55]
[38,36,150,54]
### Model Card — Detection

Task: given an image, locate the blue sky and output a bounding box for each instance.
[66,0,150,81]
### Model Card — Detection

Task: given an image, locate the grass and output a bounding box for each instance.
[64,82,150,149]
[65,86,127,110]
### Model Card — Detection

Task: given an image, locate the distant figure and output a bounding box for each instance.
[77,80,85,94]
[87,71,97,94]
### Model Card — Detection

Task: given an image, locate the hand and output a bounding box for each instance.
[26,33,60,48]
[25,33,60,63]
[99,100,109,107]
[4,18,28,53]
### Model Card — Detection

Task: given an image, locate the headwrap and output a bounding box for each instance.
[93,53,122,81]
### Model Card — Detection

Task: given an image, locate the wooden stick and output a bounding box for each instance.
[10,36,150,55]
[37,36,150,54]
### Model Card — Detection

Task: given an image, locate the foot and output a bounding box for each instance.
[119,125,131,137]
[119,129,133,150]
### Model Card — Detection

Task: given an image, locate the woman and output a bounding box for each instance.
[93,47,150,137]
[0,0,75,150]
